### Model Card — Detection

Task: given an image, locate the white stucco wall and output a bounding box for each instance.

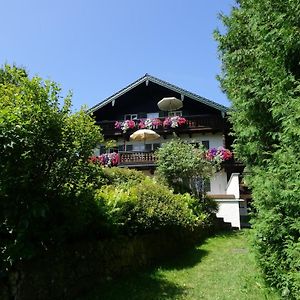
[226,173,240,199]
[113,132,225,150]
[215,199,241,229]
[207,170,227,195]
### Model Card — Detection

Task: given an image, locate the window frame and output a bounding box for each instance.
[168,110,182,117]
[124,114,138,120]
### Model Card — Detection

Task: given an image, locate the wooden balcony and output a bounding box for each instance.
[118,151,157,167]
[117,151,241,169]
[96,115,224,137]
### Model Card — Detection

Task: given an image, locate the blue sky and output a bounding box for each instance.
[0,0,236,111]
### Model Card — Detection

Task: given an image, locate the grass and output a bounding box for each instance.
[80,230,280,300]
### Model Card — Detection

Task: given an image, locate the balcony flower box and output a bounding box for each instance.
[138,118,162,129]
[89,152,119,167]
[163,116,187,128]
[115,120,137,133]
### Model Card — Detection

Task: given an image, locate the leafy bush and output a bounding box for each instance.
[0,65,105,271]
[155,139,216,196]
[215,1,300,297]
[96,177,207,235]
[102,167,146,186]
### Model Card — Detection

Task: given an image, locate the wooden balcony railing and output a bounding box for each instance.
[96,115,224,136]
[118,151,157,166]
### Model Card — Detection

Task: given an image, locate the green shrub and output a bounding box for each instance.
[155,139,217,196]
[0,65,106,271]
[96,177,207,235]
[102,167,146,186]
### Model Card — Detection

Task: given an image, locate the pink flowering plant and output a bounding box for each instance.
[114,121,122,130]
[116,116,187,133]
[163,116,187,128]
[151,118,162,128]
[114,120,136,133]
[205,147,232,162]
[89,152,119,167]
[138,120,145,129]
[139,118,162,129]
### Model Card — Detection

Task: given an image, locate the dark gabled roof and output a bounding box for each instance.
[88,74,228,113]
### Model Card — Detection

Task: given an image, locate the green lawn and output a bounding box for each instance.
[82,231,280,300]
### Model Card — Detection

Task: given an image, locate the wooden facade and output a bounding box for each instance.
[90,74,234,168]
[90,74,232,168]
[89,74,248,229]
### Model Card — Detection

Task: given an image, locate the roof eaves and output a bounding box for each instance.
[88,73,228,114]
[147,75,228,112]
[88,74,148,114]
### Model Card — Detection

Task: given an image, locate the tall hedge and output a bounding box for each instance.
[0,65,104,272]
[215,1,300,298]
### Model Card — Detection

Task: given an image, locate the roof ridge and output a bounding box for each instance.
[88,74,148,113]
[145,75,228,111]
[88,74,228,113]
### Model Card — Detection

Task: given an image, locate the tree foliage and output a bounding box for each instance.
[155,139,217,196]
[0,65,104,271]
[215,1,300,298]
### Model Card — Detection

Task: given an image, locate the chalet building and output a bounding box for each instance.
[89,74,249,229]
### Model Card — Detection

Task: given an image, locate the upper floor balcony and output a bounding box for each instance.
[107,150,238,170]
[96,114,225,138]
[118,151,157,167]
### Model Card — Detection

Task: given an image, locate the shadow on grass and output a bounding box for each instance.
[79,232,247,300]
[158,247,208,271]
[82,273,187,300]
[80,247,209,300]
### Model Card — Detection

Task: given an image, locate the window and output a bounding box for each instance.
[153,143,160,151]
[126,144,133,151]
[132,144,145,151]
[147,112,159,119]
[190,142,200,149]
[100,146,106,154]
[118,145,125,152]
[204,179,211,192]
[99,146,118,154]
[124,114,138,120]
[145,143,161,151]
[193,177,211,194]
[201,140,210,150]
[168,111,182,117]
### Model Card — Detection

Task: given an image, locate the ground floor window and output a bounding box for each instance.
[204,179,211,192]
[190,141,210,150]
[201,140,210,149]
